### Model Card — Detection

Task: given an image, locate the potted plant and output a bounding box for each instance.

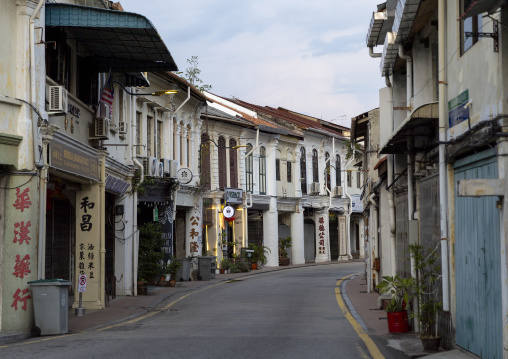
[137,222,165,294]
[165,257,182,287]
[409,244,443,351]
[219,258,230,274]
[376,274,415,333]
[249,243,270,270]
[278,236,292,266]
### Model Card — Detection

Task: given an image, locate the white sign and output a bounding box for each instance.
[176,167,193,184]
[223,205,235,219]
[78,274,87,293]
[351,195,364,213]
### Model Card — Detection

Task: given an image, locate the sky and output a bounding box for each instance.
[119,0,386,128]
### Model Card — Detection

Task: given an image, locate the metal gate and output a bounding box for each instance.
[454,149,502,358]
[304,219,315,262]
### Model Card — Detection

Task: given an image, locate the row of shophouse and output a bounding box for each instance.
[0,0,365,335]
[353,0,508,357]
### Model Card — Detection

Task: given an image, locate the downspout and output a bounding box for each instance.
[175,86,191,115]
[385,75,397,275]
[438,0,450,312]
[400,44,418,331]
[368,193,378,293]
[132,92,144,296]
[369,46,382,58]
[398,45,414,220]
[31,0,46,279]
[30,0,45,169]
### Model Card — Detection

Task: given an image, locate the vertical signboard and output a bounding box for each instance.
[159,202,174,260]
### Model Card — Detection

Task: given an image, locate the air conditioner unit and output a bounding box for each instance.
[169,161,180,178]
[310,182,320,194]
[141,156,158,177]
[48,86,68,113]
[157,162,164,178]
[96,117,110,138]
[333,186,343,197]
[160,158,170,175]
[118,121,127,134]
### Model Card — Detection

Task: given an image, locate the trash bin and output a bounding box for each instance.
[28,279,72,336]
[176,258,191,281]
[198,256,217,280]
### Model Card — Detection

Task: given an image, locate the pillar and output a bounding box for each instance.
[290,204,305,264]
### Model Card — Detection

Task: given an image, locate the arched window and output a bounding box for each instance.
[300,147,307,194]
[245,144,253,193]
[200,133,211,190]
[259,147,266,194]
[218,136,226,189]
[312,149,319,183]
[335,155,341,188]
[229,138,238,188]
[325,152,330,190]
[179,121,185,165]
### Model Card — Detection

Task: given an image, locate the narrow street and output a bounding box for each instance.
[0,262,408,359]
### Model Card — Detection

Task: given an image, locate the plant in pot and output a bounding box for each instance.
[137,222,165,295]
[376,274,415,333]
[165,256,182,287]
[249,243,270,270]
[219,258,230,274]
[278,236,292,266]
[409,244,443,352]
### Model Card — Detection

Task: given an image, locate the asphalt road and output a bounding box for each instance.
[0,262,408,359]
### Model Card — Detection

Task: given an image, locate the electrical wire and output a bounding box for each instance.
[0,173,37,189]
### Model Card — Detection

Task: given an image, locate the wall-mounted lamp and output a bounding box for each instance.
[112,80,178,96]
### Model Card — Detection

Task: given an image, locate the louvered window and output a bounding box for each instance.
[300,147,307,194]
[218,136,226,190]
[259,147,266,194]
[200,133,211,190]
[245,144,253,193]
[312,149,319,183]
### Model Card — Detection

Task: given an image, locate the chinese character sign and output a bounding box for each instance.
[188,214,201,255]
[318,216,326,255]
[339,216,347,256]
[10,186,33,312]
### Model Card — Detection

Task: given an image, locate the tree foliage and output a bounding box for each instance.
[178,56,212,92]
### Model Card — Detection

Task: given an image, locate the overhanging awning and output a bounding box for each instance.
[460,0,506,19]
[45,3,178,72]
[380,102,439,154]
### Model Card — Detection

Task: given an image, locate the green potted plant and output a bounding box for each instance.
[165,256,182,287]
[137,222,165,294]
[249,243,271,270]
[219,258,230,274]
[376,274,415,333]
[409,244,443,351]
[278,236,292,266]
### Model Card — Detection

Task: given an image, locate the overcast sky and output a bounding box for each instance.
[119,0,385,128]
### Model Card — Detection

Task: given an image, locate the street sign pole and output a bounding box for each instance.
[75,274,87,316]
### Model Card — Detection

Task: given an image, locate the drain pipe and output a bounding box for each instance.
[368,193,378,292]
[385,75,397,276]
[175,86,191,115]
[399,44,414,219]
[369,46,382,58]
[131,91,144,296]
[30,0,45,169]
[438,0,450,312]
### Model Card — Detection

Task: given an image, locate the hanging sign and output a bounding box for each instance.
[223,205,235,221]
[225,188,243,204]
[176,167,193,184]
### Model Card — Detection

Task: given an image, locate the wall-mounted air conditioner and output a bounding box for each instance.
[160,158,170,176]
[169,161,180,178]
[333,186,343,197]
[118,121,127,134]
[89,117,110,139]
[141,156,158,177]
[48,86,68,114]
[157,162,164,178]
[310,182,320,194]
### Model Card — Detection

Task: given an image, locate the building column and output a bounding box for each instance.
[185,205,202,257]
[181,126,188,168]
[315,208,330,262]
[290,203,305,264]
[338,215,348,261]
[264,138,279,266]
[174,122,181,164]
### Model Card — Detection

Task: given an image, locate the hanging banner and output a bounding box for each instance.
[159,202,174,260]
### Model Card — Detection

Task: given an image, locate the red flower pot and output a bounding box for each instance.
[387,310,409,333]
